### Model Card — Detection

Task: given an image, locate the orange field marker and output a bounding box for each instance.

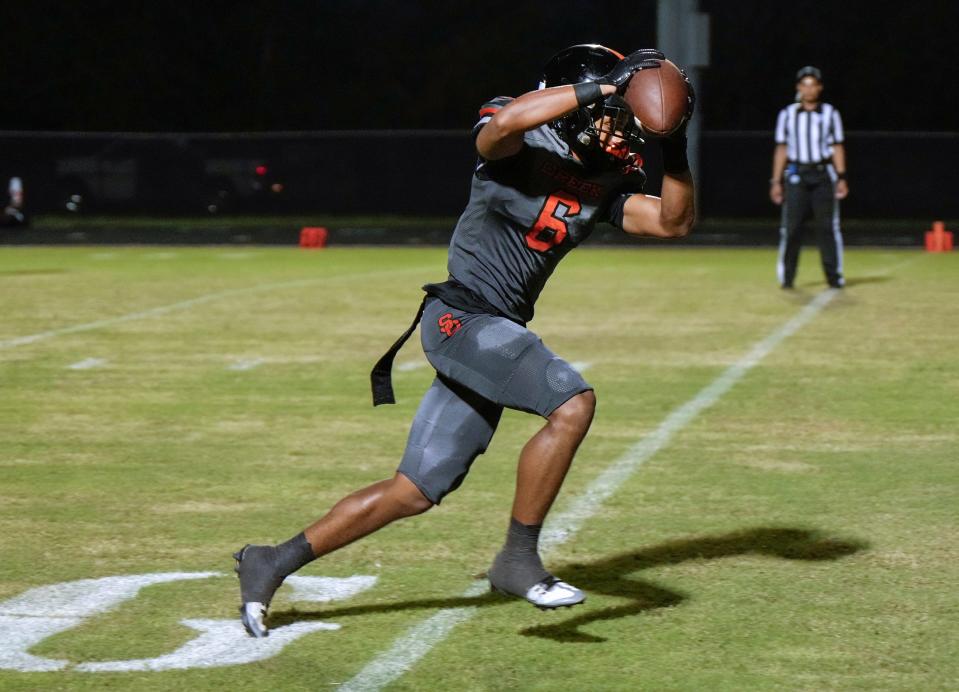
[924,220,953,252]
[299,227,329,249]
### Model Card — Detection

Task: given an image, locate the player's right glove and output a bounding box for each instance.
[596,48,665,92]
[661,68,695,175]
[679,67,696,122]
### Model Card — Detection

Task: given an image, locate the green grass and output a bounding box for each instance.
[1,246,956,691]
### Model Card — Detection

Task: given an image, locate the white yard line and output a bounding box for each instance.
[0,267,428,351]
[340,288,840,692]
[227,358,266,372]
[66,358,108,370]
[397,360,429,372]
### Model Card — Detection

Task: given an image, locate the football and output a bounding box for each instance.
[623,59,689,137]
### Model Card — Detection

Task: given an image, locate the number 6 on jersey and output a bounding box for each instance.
[525,191,582,251]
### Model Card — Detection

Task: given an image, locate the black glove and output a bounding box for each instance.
[661,68,695,175]
[596,48,665,91]
[679,68,696,123]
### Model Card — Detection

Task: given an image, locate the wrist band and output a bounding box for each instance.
[573,82,604,107]
[661,134,689,175]
[835,172,847,181]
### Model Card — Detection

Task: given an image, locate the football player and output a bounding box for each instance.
[235,44,695,637]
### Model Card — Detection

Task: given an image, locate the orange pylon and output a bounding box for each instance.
[300,227,328,249]
[924,221,953,252]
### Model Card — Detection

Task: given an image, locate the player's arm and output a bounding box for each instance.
[621,69,695,239]
[832,144,849,199]
[770,143,787,204]
[620,170,695,238]
[770,107,789,204]
[476,48,665,160]
[476,84,618,160]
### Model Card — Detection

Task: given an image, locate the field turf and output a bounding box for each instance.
[1,245,956,690]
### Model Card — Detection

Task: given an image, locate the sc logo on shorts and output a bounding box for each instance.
[438,313,462,337]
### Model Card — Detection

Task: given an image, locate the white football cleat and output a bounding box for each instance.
[234,544,285,638]
[491,575,585,610]
[524,576,585,609]
[239,601,269,638]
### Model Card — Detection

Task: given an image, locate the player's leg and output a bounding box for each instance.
[488,354,595,608]
[234,472,429,637]
[235,375,500,637]
[779,174,809,288]
[488,387,595,608]
[395,374,503,504]
[511,389,595,525]
[300,473,433,556]
[811,172,845,287]
[422,298,594,608]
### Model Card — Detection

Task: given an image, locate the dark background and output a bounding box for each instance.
[2,0,956,133]
[1,1,956,235]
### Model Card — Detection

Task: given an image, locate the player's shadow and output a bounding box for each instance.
[270,527,865,642]
[518,526,865,643]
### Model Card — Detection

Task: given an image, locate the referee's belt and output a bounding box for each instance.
[787,161,830,171]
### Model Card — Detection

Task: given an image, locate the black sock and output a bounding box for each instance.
[504,517,542,553]
[237,533,317,605]
[488,518,550,595]
[274,532,316,577]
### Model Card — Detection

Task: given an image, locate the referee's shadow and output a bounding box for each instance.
[269,527,865,642]
[840,275,893,287]
[790,275,892,289]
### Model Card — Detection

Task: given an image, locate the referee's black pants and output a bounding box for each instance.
[777,166,844,288]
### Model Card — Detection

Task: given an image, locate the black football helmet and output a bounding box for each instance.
[539,44,644,165]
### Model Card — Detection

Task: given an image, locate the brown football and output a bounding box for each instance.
[623,59,689,136]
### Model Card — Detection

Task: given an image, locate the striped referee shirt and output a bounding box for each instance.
[774,102,844,164]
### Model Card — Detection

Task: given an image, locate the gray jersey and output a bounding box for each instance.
[447,96,646,323]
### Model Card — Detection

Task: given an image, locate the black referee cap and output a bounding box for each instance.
[795,65,823,82]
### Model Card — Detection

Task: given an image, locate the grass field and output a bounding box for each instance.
[1,245,956,691]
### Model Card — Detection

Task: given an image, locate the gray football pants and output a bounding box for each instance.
[397,297,592,504]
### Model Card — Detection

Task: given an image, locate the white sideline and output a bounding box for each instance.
[0,267,428,351]
[340,288,840,692]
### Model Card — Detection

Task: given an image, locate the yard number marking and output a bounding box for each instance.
[0,572,376,672]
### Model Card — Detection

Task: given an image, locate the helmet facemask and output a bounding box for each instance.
[558,95,644,166]
[539,44,643,168]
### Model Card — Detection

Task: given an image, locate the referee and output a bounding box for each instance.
[770,66,848,289]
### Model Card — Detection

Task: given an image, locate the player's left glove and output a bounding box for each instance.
[596,48,665,91]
